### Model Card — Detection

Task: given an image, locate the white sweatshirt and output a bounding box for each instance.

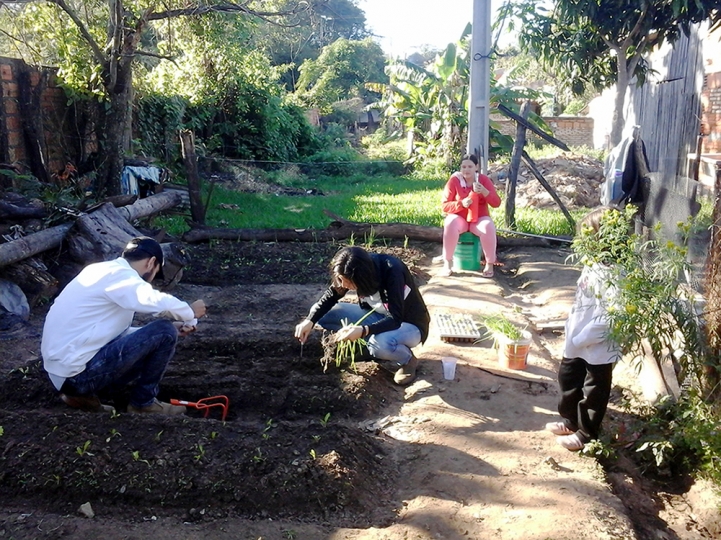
[563,263,621,365]
[42,257,195,387]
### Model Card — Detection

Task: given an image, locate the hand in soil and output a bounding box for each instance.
[294,319,314,343]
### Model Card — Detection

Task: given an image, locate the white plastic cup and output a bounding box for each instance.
[441,357,458,380]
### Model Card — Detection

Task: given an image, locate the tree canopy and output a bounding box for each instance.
[502,0,721,146]
[295,37,387,112]
[0,0,308,194]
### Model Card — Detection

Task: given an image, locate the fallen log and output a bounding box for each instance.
[183,213,442,244]
[69,203,142,263]
[0,257,58,307]
[0,193,47,220]
[116,190,182,222]
[0,223,73,267]
[182,210,559,247]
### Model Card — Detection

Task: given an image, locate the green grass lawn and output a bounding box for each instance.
[154,171,585,239]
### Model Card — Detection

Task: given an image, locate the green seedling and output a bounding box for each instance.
[194,444,205,462]
[312,435,322,443]
[364,227,377,248]
[210,431,218,440]
[154,430,163,442]
[75,440,93,457]
[309,449,317,459]
[261,418,275,440]
[327,308,377,372]
[252,447,265,463]
[105,429,121,443]
[131,450,150,465]
[320,412,331,428]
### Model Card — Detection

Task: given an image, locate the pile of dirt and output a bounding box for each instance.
[490,153,605,210]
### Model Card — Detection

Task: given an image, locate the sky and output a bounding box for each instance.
[358,0,504,58]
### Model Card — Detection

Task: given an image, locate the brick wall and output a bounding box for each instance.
[0,56,69,178]
[701,72,721,154]
[494,116,595,149]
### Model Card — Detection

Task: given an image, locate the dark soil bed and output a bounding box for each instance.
[0,239,436,533]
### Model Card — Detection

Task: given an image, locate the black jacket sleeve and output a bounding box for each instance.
[307,286,347,324]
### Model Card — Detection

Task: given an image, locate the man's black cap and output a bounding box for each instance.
[122,236,164,279]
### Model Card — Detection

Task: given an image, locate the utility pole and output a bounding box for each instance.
[467,0,492,174]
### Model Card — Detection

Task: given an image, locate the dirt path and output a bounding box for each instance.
[1,242,718,539]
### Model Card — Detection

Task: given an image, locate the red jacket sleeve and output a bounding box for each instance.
[475,174,501,208]
[441,173,465,215]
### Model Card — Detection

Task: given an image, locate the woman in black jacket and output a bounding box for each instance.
[294,247,430,385]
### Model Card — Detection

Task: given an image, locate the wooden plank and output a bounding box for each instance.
[497,103,570,151]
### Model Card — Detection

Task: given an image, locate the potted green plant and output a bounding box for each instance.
[479,313,532,370]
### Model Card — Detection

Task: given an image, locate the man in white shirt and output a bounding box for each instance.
[41,236,206,415]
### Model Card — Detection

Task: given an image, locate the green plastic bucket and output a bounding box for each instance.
[453,232,480,271]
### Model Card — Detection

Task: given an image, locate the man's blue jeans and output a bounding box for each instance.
[318,303,421,365]
[63,320,178,408]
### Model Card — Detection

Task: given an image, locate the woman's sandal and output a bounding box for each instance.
[481,265,494,278]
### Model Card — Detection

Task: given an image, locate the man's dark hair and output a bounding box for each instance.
[122,236,164,278]
[329,247,378,297]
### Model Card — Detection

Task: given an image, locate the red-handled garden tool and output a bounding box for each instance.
[170,395,229,421]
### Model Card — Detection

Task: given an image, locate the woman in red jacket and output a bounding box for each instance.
[440,154,501,277]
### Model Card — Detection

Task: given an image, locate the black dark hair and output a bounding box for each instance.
[461,154,479,166]
[122,236,164,278]
[329,247,379,297]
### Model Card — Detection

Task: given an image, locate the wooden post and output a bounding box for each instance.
[505,101,531,229]
[180,130,205,225]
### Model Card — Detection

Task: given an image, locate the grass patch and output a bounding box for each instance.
[154,170,586,238]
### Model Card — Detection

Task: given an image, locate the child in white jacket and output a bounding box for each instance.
[546,208,622,451]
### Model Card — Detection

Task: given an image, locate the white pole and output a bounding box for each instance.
[467,0,492,174]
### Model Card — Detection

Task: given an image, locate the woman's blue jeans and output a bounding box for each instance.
[62,320,178,408]
[318,303,421,365]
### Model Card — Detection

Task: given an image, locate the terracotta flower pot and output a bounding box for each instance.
[497,330,532,370]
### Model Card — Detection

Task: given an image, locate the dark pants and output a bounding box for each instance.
[62,320,178,408]
[557,357,614,443]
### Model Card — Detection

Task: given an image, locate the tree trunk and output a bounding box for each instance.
[17,67,50,183]
[610,56,631,148]
[99,89,130,197]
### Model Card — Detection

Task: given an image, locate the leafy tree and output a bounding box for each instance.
[1,0,307,195]
[295,37,387,112]
[502,0,721,147]
[374,28,544,167]
[252,0,371,90]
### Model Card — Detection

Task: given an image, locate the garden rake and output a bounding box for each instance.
[170,395,229,421]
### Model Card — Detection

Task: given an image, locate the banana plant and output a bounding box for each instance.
[369,26,550,166]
